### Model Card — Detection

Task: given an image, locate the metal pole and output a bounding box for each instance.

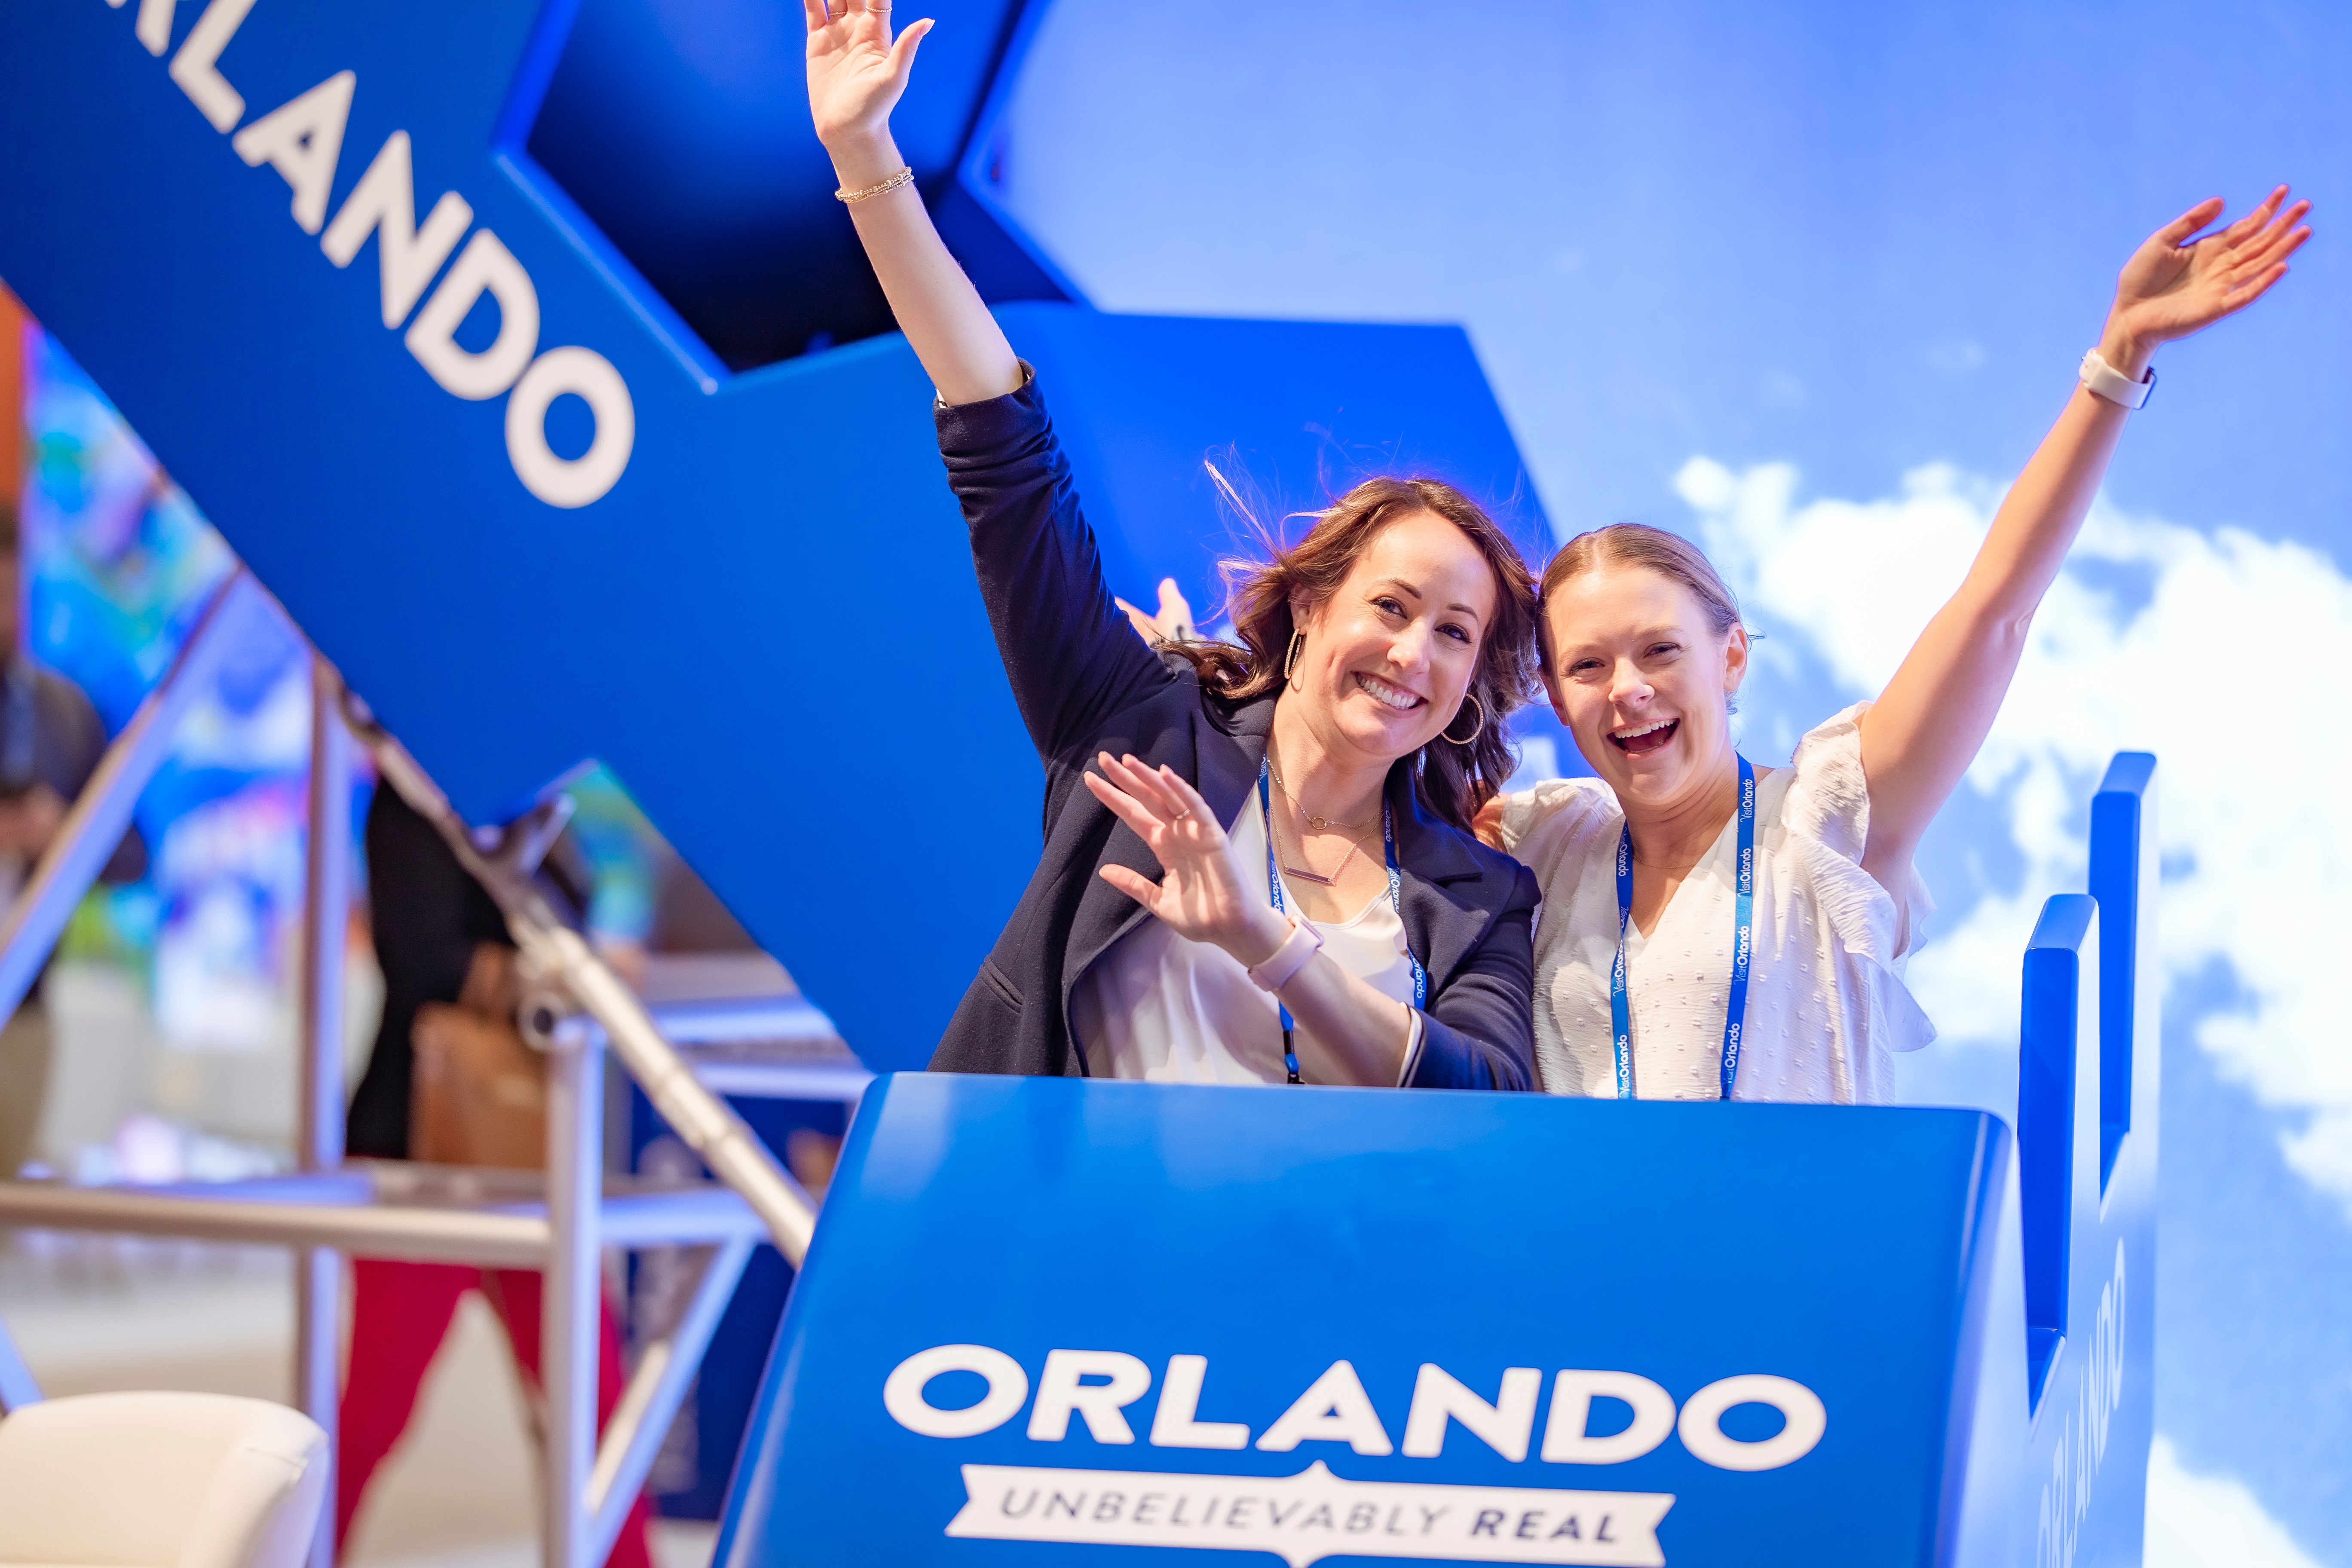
[0,1181,559,1262]
[296,657,351,1568]
[545,1026,603,1568]
[0,1177,762,1259]
[0,300,44,1419]
[587,1236,753,1562]
[0,570,258,1024]
[549,936,815,1265]
[351,720,817,1265]
[0,571,257,1424]
[298,662,350,1168]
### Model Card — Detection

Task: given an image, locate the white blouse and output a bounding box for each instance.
[1497,703,1934,1104]
[1071,799,1423,1084]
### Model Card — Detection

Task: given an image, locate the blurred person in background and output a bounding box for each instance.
[337,784,656,1565]
[0,493,147,1179]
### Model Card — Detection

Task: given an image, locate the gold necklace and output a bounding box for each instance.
[1274,812,1376,887]
[1269,765,1375,832]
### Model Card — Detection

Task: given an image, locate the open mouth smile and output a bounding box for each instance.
[1353,672,1427,713]
[1609,717,1678,756]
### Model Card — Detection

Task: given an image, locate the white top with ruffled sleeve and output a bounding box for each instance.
[1497,702,1935,1104]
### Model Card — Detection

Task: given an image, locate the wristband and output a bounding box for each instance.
[2079,349,2156,410]
[1246,915,1324,993]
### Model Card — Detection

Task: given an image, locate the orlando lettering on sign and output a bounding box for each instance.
[104,0,636,507]
[880,1343,1829,1566]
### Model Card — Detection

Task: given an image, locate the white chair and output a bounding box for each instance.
[0,1392,327,1568]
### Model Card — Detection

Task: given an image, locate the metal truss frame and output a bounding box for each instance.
[0,568,829,1568]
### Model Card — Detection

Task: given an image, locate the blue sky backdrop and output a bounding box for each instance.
[989,3,2351,1562]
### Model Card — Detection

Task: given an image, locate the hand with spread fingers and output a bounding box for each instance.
[1853,182,2312,900]
[803,0,934,153]
[2102,187,2311,373]
[1084,752,1289,968]
[800,0,1017,404]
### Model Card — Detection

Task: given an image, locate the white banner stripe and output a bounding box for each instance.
[946,1460,1674,1567]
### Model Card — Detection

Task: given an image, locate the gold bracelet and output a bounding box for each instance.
[836,166,914,204]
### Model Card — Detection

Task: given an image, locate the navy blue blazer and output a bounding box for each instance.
[928,371,1538,1090]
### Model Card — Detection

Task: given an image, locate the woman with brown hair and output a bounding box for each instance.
[805,0,1540,1087]
[1489,190,2310,1103]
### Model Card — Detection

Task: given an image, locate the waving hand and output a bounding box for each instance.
[2111,188,2311,351]
[802,0,1015,403]
[1858,187,2313,896]
[804,0,932,149]
[1084,753,1286,966]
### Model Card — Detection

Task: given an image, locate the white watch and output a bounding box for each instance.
[1246,915,1324,993]
[2079,349,2156,410]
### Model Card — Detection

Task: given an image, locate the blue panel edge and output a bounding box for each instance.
[2089,752,2153,1191]
[2019,892,2094,1409]
[709,1073,903,1568]
[1934,1113,2013,1566]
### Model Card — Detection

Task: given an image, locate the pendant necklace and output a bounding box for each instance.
[1269,765,1375,833]
[1273,811,1371,887]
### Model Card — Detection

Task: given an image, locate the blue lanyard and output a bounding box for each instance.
[1610,756,1755,1101]
[1258,758,1427,1084]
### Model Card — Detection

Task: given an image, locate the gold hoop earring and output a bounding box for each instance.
[1283,631,1306,687]
[1443,692,1487,746]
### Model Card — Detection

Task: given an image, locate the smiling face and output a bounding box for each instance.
[1288,508,1498,770]
[1541,564,1749,815]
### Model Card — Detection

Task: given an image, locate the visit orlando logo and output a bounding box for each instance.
[882,1343,1829,1565]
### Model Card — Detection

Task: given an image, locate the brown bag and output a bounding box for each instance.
[410,1001,547,1170]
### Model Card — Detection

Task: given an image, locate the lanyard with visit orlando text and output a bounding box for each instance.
[1258,757,1428,1084]
[1611,756,1755,1101]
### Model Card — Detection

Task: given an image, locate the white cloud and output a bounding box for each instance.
[1680,456,2352,1213]
[2145,1435,2323,1568]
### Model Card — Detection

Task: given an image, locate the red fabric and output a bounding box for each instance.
[337,1258,654,1567]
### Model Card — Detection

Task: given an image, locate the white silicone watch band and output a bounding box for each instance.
[2079,349,2156,410]
[1247,915,1324,993]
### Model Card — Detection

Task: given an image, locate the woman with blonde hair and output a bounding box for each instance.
[1487,188,2309,1102]
[805,0,1542,1087]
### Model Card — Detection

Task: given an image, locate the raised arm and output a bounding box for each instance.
[805,2,1169,760]
[804,0,1020,405]
[1856,189,2310,886]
